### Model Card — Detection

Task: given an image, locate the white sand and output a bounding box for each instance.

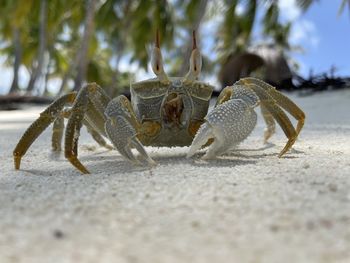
[0,90,350,263]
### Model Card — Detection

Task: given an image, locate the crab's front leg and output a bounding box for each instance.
[104,96,156,166]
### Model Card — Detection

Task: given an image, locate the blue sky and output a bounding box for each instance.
[0,0,349,94]
[277,0,350,76]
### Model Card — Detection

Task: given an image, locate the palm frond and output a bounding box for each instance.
[338,0,350,16]
[296,0,319,12]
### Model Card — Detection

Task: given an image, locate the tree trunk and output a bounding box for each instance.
[57,69,71,96]
[26,0,47,94]
[108,1,132,96]
[57,45,81,96]
[57,57,77,96]
[9,28,22,94]
[73,0,97,91]
[43,54,51,96]
[179,0,208,76]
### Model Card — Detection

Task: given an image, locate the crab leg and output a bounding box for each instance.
[238,78,305,135]
[52,115,65,152]
[84,121,113,150]
[13,93,76,169]
[239,81,298,157]
[64,83,111,174]
[60,108,113,151]
[64,91,88,173]
[262,101,297,157]
[269,89,305,135]
[260,105,276,143]
[85,91,111,135]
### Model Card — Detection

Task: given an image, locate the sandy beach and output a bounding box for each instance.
[0,90,349,263]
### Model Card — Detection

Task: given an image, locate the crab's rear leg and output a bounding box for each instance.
[270,90,304,135]
[238,78,305,136]
[52,115,65,152]
[104,96,156,166]
[84,121,113,150]
[260,105,276,143]
[14,84,114,173]
[238,81,301,157]
[13,93,76,169]
[262,100,297,157]
[56,108,113,151]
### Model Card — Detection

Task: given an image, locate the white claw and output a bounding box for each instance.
[187,122,213,158]
[188,99,258,159]
[187,122,228,159]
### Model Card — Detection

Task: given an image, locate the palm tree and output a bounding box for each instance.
[217,0,258,87]
[339,0,350,14]
[178,0,209,75]
[26,0,48,94]
[217,0,296,89]
[73,0,98,91]
[1,0,349,97]
[297,0,350,14]
[0,0,34,94]
[8,28,22,93]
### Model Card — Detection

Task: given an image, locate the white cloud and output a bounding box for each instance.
[277,0,319,49]
[290,19,320,48]
[278,0,302,21]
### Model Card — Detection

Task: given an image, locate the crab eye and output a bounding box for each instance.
[151,47,164,75]
[184,30,202,83]
[151,30,169,84]
[189,48,202,75]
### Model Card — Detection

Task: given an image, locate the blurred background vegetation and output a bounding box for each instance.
[0,0,349,99]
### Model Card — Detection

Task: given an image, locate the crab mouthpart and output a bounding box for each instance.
[163,93,184,127]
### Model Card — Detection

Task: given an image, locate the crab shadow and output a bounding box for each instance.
[190,157,257,168]
[21,142,304,176]
[151,152,257,168]
[22,151,150,176]
[239,142,276,152]
[227,142,305,159]
[22,159,150,177]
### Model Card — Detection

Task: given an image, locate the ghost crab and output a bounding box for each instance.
[13,32,305,174]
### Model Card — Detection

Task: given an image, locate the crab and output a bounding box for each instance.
[13,32,305,174]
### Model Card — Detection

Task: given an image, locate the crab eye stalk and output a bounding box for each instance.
[151,30,169,84]
[184,30,202,83]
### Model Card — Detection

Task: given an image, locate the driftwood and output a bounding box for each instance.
[0,95,53,110]
[295,74,350,95]
[0,73,349,111]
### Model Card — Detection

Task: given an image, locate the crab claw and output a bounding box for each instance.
[187,99,258,159]
[105,97,156,166]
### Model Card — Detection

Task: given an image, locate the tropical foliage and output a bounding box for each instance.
[0,0,348,96]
